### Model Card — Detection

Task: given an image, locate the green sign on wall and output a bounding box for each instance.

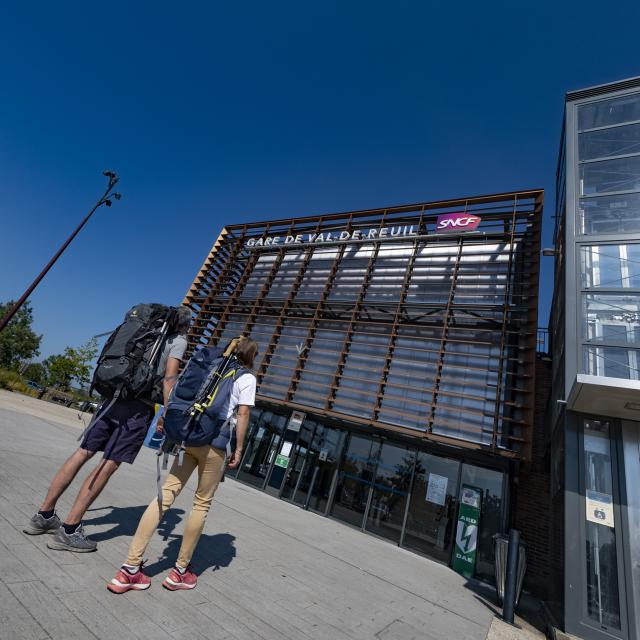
[452,484,482,579]
[274,454,290,468]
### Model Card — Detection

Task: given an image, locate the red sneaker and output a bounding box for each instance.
[162,565,197,591]
[107,565,151,594]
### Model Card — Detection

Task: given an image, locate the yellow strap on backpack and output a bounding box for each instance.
[191,337,241,414]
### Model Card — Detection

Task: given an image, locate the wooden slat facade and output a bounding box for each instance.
[183,190,543,461]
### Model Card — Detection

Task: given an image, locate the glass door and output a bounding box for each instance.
[281,421,317,503]
[265,428,298,495]
[237,411,285,489]
[582,419,622,632]
[281,423,345,514]
[402,452,460,563]
[364,442,413,544]
[330,434,380,528]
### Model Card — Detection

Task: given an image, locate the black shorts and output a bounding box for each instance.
[80,398,154,464]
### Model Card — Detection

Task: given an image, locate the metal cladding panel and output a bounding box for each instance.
[184,190,543,461]
[566,75,640,103]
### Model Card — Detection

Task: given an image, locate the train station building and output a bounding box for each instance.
[183,190,544,586]
[179,74,640,640]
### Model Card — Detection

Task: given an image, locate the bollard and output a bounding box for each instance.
[502,528,520,625]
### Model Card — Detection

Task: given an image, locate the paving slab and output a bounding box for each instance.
[0,392,539,640]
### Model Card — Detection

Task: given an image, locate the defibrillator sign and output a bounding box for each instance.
[452,485,482,579]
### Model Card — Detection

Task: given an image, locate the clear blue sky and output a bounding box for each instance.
[1,1,639,358]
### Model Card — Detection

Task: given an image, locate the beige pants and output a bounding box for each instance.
[127,445,225,568]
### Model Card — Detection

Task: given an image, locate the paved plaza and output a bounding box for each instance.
[0,391,544,640]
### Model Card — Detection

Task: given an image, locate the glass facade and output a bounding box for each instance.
[552,79,640,640]
[228,405,506,582]
[184,192,541,580]
[577,90,640,381]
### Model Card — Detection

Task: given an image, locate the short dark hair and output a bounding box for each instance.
[235,336,258,369]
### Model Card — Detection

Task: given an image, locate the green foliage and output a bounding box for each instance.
[43,337,99,391]
[22,362,46,385]
[0,369,38,396]
[42,354,76,390]
[0,301,42,370]
[0,368,23,389]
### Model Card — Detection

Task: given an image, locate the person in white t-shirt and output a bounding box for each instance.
[108,336,258,594]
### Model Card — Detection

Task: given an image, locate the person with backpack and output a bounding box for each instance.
[107,336,257,593]
[23,305,193,552]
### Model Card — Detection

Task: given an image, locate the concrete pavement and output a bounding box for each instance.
[0,390,545,640]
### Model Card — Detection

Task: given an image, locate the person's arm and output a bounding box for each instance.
[227,404,250,468]
[156,356,181,433]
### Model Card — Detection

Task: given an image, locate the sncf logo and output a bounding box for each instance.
[435,213,481,233]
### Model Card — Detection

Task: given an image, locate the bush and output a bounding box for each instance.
[0,369,39,397]
[0,368,22,389]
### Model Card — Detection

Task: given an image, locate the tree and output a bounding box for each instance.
[70,337,99,388]
[0,301,42,370]
[43,338,98,390]
[21,362,46,385]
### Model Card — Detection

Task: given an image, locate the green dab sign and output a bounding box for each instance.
[452,485,482,579]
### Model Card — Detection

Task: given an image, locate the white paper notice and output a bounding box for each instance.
[426,473,448,506]
[281,441,293,457]
[586,490,614,528]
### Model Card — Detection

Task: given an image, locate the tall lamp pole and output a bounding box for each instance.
[0,171,121,334]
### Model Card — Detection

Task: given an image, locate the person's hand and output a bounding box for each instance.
[227,447,243,469]
[156,416,165,434]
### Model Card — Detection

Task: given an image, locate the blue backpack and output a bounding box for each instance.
[163,346,251,450]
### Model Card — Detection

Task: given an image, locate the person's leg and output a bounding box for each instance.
[39,448,96,512]
[176,446,225,568]
[63,458,121,525]
[125,452,198,566]
[48,402,153,551]
[23,447,97,535]
[65,399,155,527]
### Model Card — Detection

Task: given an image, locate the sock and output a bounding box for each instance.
[38,510,55,520]
[175,565,187,575]
[122,564,140,575]
[63,522,80,535]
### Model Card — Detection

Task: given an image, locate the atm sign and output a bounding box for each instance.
[436,213,481,233]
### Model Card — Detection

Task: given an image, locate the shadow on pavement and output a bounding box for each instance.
[465,578,546,636]
[85,504,237,577]
[84,504,186,542]
[143,532,237,576]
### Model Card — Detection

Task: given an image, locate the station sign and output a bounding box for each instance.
[244,214,482,248]
[435,213,482,233]
[245,225,418,248]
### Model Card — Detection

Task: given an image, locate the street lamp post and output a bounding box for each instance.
[0,171,121,334]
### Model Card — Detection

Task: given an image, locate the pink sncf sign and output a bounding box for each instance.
[435,212,481,233]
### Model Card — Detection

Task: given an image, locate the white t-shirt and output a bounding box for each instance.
[224,372,256,419]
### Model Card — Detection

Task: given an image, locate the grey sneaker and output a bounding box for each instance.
[23,512,62,535]
[46,524,97,553]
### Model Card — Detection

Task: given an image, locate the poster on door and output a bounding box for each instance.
[452,484,482,579]
[426,473,448,506]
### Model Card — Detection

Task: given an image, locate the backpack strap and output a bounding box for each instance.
[225,411,237,462]
[76,386,122,442]
[156,439,181,510]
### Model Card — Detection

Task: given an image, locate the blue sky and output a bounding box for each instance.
[1,1,639,358]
